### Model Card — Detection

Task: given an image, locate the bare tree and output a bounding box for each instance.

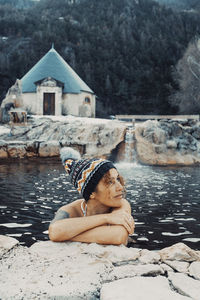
[171,37,200,114]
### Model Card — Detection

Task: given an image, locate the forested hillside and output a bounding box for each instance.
[154,0,200,11]
[0,0,200,116]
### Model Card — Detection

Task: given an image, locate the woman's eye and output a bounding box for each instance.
[108,178,120,185]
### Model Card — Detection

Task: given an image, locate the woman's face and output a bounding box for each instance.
[93,168,124,208]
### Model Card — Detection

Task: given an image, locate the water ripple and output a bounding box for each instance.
[0,160,200,250]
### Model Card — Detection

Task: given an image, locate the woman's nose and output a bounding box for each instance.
[116,180,123,191]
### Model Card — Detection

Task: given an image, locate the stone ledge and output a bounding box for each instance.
[0,236,200,299]
[135,120,200,166]
[0,116,126,159]
[100,276,191,300]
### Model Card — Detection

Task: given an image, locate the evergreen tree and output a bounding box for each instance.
[171,37,200,114]
[0,0,200,116]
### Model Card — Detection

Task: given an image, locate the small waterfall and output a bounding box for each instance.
[124,125,136,163]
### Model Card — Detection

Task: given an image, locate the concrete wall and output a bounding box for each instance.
[21,93,36,113]
[62,92,95,117]
[21,91,95,117]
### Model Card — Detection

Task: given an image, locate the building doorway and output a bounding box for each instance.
[43,93,55,115]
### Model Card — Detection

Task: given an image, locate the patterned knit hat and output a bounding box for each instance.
[60,147,116,201]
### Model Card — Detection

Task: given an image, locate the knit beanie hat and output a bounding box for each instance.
[60,147,116,201]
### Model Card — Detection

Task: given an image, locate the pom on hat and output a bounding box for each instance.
[60,147,81,165]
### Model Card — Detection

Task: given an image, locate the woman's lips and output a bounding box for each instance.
[114,194,122,198]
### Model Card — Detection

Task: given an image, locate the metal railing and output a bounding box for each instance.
[115,115,200,121]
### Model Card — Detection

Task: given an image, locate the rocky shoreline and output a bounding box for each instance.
[0,116,200,166]
[135,118,200,166]
[0,235,200,299]
[0,115,126,160]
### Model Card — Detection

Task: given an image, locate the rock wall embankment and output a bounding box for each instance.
[0,235,200,299]
[1,116,200,166]
[0,116,126,159]
[135,119,200,165]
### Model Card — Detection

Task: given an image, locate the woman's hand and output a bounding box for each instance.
[106,210,135,234]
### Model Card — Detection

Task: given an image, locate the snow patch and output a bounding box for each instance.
[30,114,122,125]
[0,126,10,136]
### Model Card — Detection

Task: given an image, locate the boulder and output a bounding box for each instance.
[100,276,191,300]
[1,241,113,299]
[7,142,27,158]
[142,123,166,144]
[30,240,141,263]
[166,140,177,149]
[159,242,200,262]
[10,125,30,136]
[135,120,200,165]
[38,140,60,157]
[164,260,189,273]
[108,264,164,281]
[0,235,19,250]
[139,249,161,264]
[0,235,19,257]
[189,261,200,280]
[168,272,200,300]
[25,141,39,157]
[192,125,200,139]
[160,263,174,274]
[0,147,8,158]
[170,122,183,137]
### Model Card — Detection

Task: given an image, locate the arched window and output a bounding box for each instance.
[84,97,91,104]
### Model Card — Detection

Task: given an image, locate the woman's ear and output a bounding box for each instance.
[90,192,95,199]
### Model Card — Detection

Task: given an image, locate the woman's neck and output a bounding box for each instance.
[86,199,110,216]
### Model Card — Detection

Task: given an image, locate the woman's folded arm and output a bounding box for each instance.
[48,199,134,244]
[49,213,108,242]
[71,224,129,245]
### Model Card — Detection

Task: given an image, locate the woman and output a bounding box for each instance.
[49,147,135,245]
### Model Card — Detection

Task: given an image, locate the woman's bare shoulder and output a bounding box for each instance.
[121,198,130,205]
[59,199,84,217]
[112,198,131,213]
[121,198,131,210]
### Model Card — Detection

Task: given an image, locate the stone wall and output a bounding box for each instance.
[135,119,200,165]
[0,235,200,299]
[1,116,200,166]
[0,116,126,159]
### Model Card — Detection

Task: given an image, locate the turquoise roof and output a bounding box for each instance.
[21,47,94,94]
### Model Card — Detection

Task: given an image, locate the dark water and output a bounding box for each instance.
[0,159,200,250]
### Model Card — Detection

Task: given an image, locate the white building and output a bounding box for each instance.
[20,46,95,117]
